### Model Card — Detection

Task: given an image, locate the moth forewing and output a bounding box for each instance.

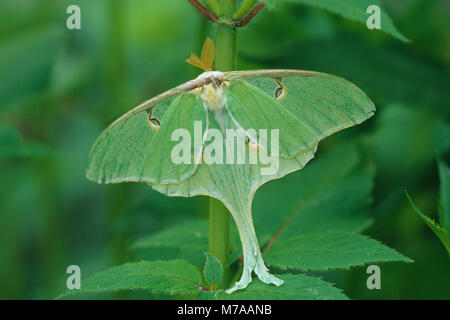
[137,94,208,184]
[86,83,207,185]
[224,69,375,159]
[86,93,179,184]
[224,80,319,158]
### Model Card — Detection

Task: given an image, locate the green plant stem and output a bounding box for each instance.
[234,0,258,20]
[208,0,237,289]
[204,0,221,16]
[209,198,230,286]
[215,1,237,71]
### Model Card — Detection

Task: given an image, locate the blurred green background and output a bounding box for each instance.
[0,0,449,299]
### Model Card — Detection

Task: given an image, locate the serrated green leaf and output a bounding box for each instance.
[57,260,203,299]
[203,253,223,287]
[112,144,410,297]
[253,143,374,246]
[406,192,450,254]
[132,219,241,267]
[264,232,411,271]
[213,274,347,300]
[285,0,407,42]
[133,220,209,251]
[132,220,209,266]
[438,159,450,230]
[252,143,411,273]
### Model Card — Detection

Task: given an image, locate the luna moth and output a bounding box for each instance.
[87,41,375,293]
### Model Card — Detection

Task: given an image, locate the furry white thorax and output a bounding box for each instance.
[195,71,225,82]
[199,84,226,112]
[192,71,227,113]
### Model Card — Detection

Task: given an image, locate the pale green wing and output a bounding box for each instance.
[224,70,375,157]
[153,105,318,293]
[153,69,375,293]
[88,69,376,294]
[87,91,207,184]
